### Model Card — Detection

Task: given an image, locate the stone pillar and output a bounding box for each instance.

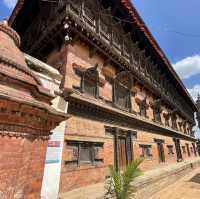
[0,21,67,199]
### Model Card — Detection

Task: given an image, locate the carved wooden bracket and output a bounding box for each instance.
[150,99,163,112]
[178,121,183,128]
[163,112,171,119]
[135,96,149,109]
[72,63,106,87]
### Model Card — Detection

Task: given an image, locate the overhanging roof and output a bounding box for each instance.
[8,0,198,111]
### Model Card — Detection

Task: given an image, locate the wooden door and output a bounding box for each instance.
[157,142,165,163]
[174,139,183,161]
[118,136,127,169]
[186,144,191,157]
[114,133,133,170]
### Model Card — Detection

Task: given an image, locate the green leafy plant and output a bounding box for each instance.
[105,158,143,199]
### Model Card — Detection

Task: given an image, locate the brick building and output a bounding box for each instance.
[9,0,199,196]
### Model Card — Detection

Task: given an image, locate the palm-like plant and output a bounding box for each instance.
[105,158,143,199]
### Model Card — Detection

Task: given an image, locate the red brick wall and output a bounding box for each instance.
[0,135,48,199]
[59,116,197,193]
[60,166,105,192]
[47,41,198,194]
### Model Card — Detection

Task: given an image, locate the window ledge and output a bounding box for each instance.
[64,164,106,172]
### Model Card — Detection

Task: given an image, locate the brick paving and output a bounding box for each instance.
[149,167,200,199]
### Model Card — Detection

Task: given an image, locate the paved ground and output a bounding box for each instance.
[150,167,200,199]
[59,183,104,199]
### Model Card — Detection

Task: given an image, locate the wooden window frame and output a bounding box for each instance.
[112,28,121,51]
[171,114,178,130]
[153,108,161,123]
[154,139,165,163]
[139,144,152,159]
[69,0,82,15]
[65,141,103,168]
[140,104,147,117]
[173,138,183,162]
[113,71,132,112]
[81,67,99,98]
[99,14,111,42]
[113,82,132,111]
[82,0,96,29]
[167,145,174,155]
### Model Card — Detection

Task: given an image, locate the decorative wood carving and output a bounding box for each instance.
[20,0,195,130]
[113,71,133,112]
[163,111,171,127]
[150,99,163,123]
[135,93,149,118]
[65,93,196,141]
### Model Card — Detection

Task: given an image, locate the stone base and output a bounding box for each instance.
[59,158,200,199]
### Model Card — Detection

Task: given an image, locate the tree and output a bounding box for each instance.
[105,158,143,199]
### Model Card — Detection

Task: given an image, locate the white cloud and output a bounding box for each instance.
[187,85,200,138]
[173,55,200,79]
[3,0,17,9]
[187,84,200,101]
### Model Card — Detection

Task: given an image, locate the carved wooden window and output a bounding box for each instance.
[123,37,131,61]
[131,50,138,66]
[163,113,170,127]
[136,97,148,118]
[113,71,132,111]
[83,1,96,29]
[81,67,99,98]
[80,144,93,163]
[100,15,111,42]
[171,114,178,129]
[114,83,130,110]
[112,28,121,51]
[140,145,152,159]
[153,107,161,123]
[167,145,174,155]
[140,104,146,117]
[139,51,146,75]
[70,0,82,15]
[183,122,187,134]
[124,43,130,57]
[178,121,183,131]
[144,57,151,78]
[65,141,103,168]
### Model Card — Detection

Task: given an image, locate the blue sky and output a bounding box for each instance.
[133,0,200,99]
[1,0,200,135]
